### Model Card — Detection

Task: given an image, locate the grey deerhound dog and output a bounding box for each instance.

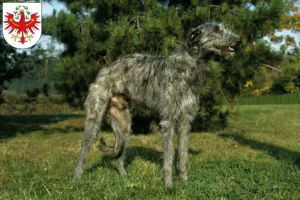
[74,23,241,189]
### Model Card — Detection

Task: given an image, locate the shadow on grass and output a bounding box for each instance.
[87,146,202,174]
[0,114,83,139]
[219,133,300,167]
[42,126,83,134]
[86,146,162,174]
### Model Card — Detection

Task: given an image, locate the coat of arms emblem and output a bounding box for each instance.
[2,2,41,49]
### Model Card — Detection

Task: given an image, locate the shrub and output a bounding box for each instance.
[0,92,77,115]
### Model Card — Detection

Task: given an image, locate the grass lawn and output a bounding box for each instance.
[0,105,300,199]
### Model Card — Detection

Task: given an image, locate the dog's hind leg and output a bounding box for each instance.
[99,95,131,177]
[74,83,111,181]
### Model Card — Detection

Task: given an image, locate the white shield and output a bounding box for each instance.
[2,2,42,49]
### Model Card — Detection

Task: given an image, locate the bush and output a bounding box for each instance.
[0,92,77,115]
[25,88,40,98]
[271,64,300,94]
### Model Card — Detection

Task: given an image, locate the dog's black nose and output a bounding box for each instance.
[236,38,242,45]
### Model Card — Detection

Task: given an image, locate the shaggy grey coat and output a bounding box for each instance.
[74,23,241,189]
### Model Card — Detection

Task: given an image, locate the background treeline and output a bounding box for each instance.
[1,0,299,132]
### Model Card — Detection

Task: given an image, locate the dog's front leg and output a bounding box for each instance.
[160,119,175,190]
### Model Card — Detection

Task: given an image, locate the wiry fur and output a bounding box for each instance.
[99,95,131,159]
[74,23,241,189]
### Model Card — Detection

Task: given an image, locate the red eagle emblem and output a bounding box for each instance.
[4,9,40,44]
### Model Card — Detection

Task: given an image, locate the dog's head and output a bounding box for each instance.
[187,23,241,57]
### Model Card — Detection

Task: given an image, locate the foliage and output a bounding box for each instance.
[281,0,300,32]
[0,38,48,97]
[7,55,59,98]
[0,38,21,93]
[0,91,77,115]
[42,0,295,131]
[271,53,300,94]
[193,61,228,131]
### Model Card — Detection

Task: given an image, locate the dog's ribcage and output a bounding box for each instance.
[96,52,204,120]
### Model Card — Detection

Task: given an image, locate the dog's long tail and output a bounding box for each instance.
[99,133,127,158]
[98,118,130,158]
[98,96,131,158]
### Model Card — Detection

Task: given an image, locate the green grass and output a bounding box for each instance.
[1,105,300,199]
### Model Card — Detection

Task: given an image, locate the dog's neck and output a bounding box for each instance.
[180,42,213,63]
[168,46,209,89]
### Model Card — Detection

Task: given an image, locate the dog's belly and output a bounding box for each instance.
[124,81,198,120]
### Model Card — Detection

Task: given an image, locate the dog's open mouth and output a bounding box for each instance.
[215,45,236,52]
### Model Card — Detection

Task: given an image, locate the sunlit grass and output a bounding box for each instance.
[0,105,299,199]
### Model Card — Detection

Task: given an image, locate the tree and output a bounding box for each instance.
[43,0,291,131]
[271,49,300,94]
[0,38,21,94]
[0,4,19,94]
